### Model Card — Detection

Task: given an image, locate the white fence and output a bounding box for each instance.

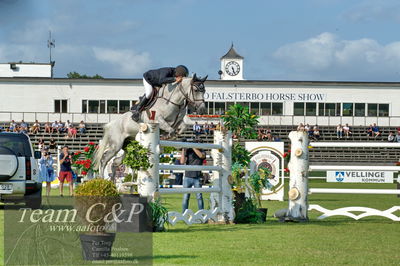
[287,134,400,221]
[135,123,234,225]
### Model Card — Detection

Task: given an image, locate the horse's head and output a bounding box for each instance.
[185,73,207,114]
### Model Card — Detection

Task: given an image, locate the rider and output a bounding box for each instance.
[131,65,189,120]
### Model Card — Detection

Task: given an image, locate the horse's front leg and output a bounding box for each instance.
[176,120,187,135]
[157,116,176,138]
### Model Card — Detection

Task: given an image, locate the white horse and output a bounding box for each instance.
[93,74,207,177]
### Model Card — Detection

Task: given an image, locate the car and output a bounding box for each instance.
[0,132,42,209]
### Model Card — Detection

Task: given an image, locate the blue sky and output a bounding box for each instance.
[1,0,400,81]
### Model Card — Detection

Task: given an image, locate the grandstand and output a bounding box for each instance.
[1,120,399,166]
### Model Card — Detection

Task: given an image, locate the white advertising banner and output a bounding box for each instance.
[246,142,285,201]
[327,171,394,183]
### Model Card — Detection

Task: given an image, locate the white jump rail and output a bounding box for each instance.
[286,133,400,222]
[135,123,234,225]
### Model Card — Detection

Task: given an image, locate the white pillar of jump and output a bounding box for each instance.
[211,129,234,223]
[135,123,160,200]
[287,131,309,221]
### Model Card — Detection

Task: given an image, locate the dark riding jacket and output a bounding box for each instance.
[143,67,176,88]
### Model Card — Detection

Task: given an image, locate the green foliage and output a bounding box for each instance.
[123,173,133,183]
[74,178,120,232]
[159,146,177,164]
[222,104,259,139]
[75,178,119,196]
[67,71,104,79]
[232,142,251,167]
[234,198,264,224]
[149,199,169,232]
[231,162,246,192]
[249,167,272,207]
[123,140,152,171]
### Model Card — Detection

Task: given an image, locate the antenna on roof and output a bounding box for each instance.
[47,30,56,78]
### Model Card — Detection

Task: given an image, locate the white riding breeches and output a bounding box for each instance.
[143,78,153,99]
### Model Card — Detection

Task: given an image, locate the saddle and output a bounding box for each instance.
[142,87,159,111]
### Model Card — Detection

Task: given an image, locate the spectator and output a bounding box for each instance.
[343,123,352,138]
[366,124,373,137]
[193,122,202,136]
[51,121,58,133]
[257,128,266,141]
[20,120,28,133]
[30,120,40,134]
[49,138,57,151]
[38,138,45,151]
[215,122,223,131]
[79,120,86,134]
[313,126,321,141]
[388,132,395,142]
[336,124,343,139]
[59,145,74,197]
[57,121,66,134]
[173,158,183,185]
[297,123,305,131]
[395,132,400,142]
[180,139,206,213]
[9,120,17,132]
[68,125,77,139]
[372,123,381,138]
[307,125,314,139]
[265,128,273,141]
[209,122,215,134]
[44,122,51,133]
[39,150,55,197]
[65,120,71,129]
[203,122,210,135]
[304,123,311,132]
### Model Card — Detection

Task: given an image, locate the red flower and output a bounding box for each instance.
[284,168,290,172]
[75,151,81,155]
[84,147,90,152]
[89,142,95,146]
[283,152,288,158]
[81,171,87,175]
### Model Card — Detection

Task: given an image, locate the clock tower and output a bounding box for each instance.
[220,44,244,80]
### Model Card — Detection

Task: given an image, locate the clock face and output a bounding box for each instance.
[225,61,240,76]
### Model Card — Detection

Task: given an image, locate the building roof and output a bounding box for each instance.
[220,44,244,60]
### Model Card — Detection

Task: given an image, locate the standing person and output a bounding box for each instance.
[173,158,183,185]
[180,139,206,213]
[59,146,74,196]
[39,150,55,196]
[131,65,189,121]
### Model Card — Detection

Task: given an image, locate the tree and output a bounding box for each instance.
[222,104,259,140]
[67,72,104,79]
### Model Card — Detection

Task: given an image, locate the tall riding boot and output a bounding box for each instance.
[131,94,149,121]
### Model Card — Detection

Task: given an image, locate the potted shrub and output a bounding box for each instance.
[74,178,120,260]
[149,198,169,232]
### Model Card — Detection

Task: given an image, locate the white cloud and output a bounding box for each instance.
[272,32,400,81]
[341,0,400,23]
[92,47,151,76]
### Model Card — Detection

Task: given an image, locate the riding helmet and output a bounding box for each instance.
[175,65,189,77]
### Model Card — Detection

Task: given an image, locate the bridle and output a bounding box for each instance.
[158,78,205,110]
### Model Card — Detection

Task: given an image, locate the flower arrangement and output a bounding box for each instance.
[248,167,272,207]
[72,142,98,176]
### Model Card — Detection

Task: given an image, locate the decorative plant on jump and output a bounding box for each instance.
[122,140,152,172]
[222,104,259,140]
[248,167,272,207]
[72,142,98,176]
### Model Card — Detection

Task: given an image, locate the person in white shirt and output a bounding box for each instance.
[51,121,58,133]
[343,123,351,138]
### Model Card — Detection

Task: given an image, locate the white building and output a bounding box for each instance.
[0,62,52,78]
[0,46,399,126]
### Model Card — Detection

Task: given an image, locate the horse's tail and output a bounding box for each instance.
[93,123,111,172]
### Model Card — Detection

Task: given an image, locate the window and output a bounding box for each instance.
[378,104,389,117]
[293,102,304,116]
[272,103,283,115]
[237,102,249,109]
[119,100,130,113]
[260,102,271,115]
[325,103,336,116]
[88,100,99,113]
[305,103,316,116]
[342,103,353,116]
[100,100,106,113]
[250,102,259,115]
[368,104,378,116]
[82,100,88,113]
[214,102,225,115]
[355,103,365,117]
[107,100,118,114]
[226,102,234,112]
[54,99,68,113]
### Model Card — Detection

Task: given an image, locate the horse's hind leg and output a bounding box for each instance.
[100,148,120,178]
[110,152,126,183]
